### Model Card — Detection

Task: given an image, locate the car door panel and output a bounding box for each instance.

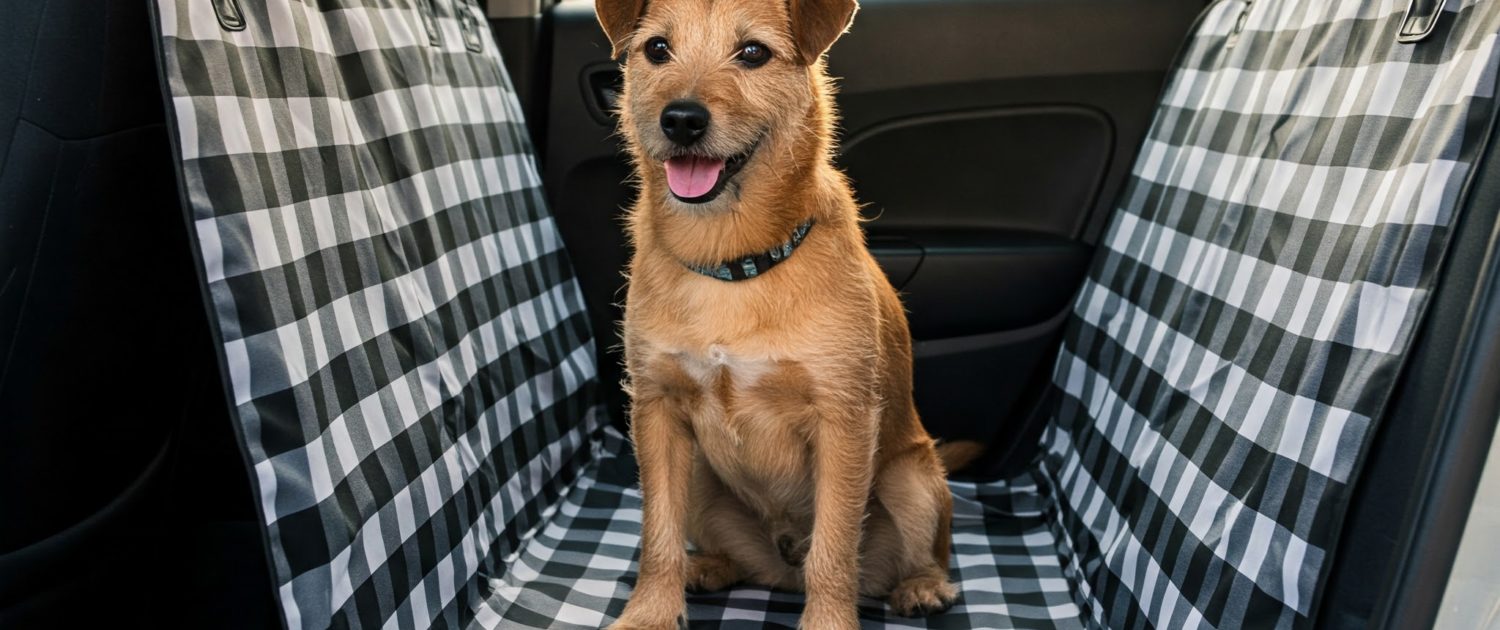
[841,106,1114,236]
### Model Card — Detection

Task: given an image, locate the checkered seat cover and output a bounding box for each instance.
[152,1,605,627]
[151,0,1500,629]
[1041,1,1500,627]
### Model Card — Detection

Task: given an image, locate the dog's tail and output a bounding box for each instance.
[935,440,986,474]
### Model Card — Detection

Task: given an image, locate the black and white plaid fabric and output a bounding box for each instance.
[1042,1,1500,628]
[153,1,604,628]
[155,0,1500,628]
[478,435,1085,630]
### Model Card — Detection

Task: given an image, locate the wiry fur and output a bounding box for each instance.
[596,1,982,628]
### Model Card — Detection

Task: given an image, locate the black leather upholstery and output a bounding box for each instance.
[0,2,265,626]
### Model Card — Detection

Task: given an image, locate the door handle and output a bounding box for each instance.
[582,65,624,125]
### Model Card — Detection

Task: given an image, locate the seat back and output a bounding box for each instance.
[151,1,603,627]
[1042,1,1500,627]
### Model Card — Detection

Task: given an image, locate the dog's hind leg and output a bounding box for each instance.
[686,459,801,592]
[685,551,743,593]
[857,500,905,597]
[867,437,959,616]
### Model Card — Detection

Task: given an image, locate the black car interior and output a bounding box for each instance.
[2,0,1497,628]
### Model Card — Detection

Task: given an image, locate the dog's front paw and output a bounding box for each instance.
[798,603,858,630]
[611,580,688,630]
[887,573,958,617]
[607,610,687,630]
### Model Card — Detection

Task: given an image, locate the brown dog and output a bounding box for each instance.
[596,1,981,628]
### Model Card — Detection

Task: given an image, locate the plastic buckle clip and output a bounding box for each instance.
[1398,0,1448,44]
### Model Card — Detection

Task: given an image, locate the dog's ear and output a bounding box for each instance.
[789,0,857,65]
[596,0,648,59]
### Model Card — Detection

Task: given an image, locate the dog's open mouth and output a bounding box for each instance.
[663,144,756,204]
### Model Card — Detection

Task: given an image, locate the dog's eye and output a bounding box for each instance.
[736,41,771,68]
[644,37,671,64]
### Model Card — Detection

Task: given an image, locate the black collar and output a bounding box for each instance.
[684,219,815,281]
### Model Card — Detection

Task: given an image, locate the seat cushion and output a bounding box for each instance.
[480,432,1085,630]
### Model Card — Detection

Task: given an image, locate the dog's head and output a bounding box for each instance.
[597,0,857,209]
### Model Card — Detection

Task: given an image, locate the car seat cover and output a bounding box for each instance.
[1043,1,1500,627]
[150,1,604,628]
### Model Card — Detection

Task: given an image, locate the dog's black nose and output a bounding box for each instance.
[660,100,709,146]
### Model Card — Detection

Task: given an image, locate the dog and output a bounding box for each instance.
[596,1,983,628]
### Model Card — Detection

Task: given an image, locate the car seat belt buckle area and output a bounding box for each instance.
[1398,0,1448,44]
[420,0,443,47]
[459,0,485,53]
[1226,1,1252,50]
[211,0,246,31]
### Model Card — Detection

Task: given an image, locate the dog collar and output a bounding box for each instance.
[685,219,816,281]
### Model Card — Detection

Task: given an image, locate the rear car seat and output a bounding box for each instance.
[144,0,1500,628]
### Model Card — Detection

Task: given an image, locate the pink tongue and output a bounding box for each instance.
[664,155,726,199]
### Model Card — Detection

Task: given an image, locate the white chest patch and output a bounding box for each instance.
[666,345,784,449]
[677,344,774,388]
